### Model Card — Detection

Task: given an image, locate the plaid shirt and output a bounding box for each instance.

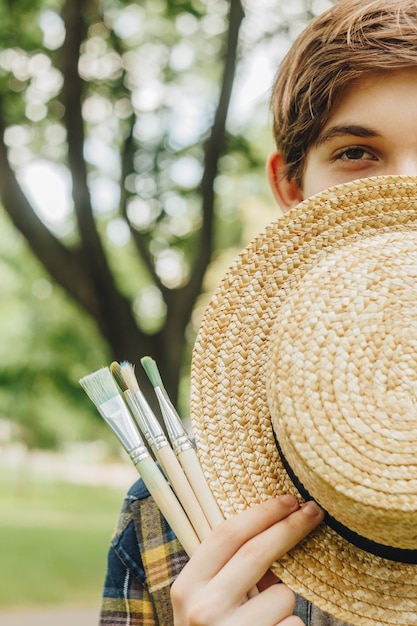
[99,478,188,625]
[99,478,348,626]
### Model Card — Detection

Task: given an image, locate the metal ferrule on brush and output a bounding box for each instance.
[97,395,149,463]
[127,388,169,451]
[154,386,193,454]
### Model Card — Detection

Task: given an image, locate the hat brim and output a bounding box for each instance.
[190,175,417,626]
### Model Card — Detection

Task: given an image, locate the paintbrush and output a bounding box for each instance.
[110,360,166,458]
[141,356,224,529]
[135,359,258,595]
[115,360,212,541]
[79,366,200,556]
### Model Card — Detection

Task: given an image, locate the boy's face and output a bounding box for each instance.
[268,69,417,213]
[301,69,417,200]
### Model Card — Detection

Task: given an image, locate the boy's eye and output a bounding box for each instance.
[337,147,375,161]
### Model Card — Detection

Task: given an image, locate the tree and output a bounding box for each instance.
[0,0,327,428]
[0,0,247,406]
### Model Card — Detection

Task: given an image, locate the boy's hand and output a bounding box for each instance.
[171,495,324,626]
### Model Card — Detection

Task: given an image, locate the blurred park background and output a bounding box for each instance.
[0,0,332,622]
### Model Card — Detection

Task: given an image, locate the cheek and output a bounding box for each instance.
[301,157,344,199]
[300,167,327,199]
[300,155,319,198]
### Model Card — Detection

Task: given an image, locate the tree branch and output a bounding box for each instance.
[166,0,245,327]
[118,115,166,292]
[60,0,143,345]
[0,113,100,316]
[154,0,245,392]
[60,0,95,244]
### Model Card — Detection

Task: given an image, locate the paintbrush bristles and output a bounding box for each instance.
[120,362,140,393]
[79,367,119,404]
[141,356,163,389]
[110,361,127,392]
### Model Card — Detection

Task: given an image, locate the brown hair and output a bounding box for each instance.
[272,0,417,186]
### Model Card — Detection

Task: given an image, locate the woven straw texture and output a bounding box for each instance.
[190,175,417,626]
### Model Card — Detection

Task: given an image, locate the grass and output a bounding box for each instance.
[0,465,129,609]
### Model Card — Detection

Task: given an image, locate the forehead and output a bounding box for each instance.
[318,69,417,139]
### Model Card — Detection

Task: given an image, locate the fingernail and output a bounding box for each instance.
[280,494,299,509]
[301,501,323,519]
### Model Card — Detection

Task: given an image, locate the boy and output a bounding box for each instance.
[100,1,417,624]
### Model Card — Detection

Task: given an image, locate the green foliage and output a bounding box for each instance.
[0,214,112,448]
[0,0,44,48]
[0,0,328,449]
[3,0,240,262]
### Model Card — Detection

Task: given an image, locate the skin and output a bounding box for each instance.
[171,497,323,626]
[268,70,417,211]
[172,69,417,625]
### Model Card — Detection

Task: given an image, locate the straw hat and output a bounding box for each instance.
[190,175,417,626]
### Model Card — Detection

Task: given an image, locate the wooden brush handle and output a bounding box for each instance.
[157,445,212,541]
[134,455,200,556]
[177,447,224,529]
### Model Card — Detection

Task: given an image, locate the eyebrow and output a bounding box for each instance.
[316,124,381,147]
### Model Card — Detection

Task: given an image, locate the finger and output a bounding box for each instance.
[228,583,297,626]
[177,496,301,584]
[257,568,280,592]
[275,617,306,626]
[210,500,323,602]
